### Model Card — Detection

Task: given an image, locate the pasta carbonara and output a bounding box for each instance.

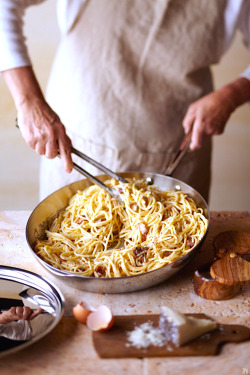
[35,179,208,278]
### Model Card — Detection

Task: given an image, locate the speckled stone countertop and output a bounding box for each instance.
[0,211,249,375]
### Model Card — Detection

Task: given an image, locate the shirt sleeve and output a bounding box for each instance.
[0,320,32,340]
[237,0,250,80]
[240,66,250,81]
[0,0,45,72]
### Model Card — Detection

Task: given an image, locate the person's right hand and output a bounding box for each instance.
[17,97,73,173]
[2,66,73,173]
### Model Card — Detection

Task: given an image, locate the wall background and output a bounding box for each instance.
[0,1,249,211]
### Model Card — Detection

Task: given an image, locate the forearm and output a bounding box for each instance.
[219,77,250,111]
[2,65,45,110]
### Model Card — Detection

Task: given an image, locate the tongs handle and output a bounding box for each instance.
[58,149,126,204]
[70,147,128,203]
[165,130,192,176]
[70,159,125,204]
[71,147,127,183]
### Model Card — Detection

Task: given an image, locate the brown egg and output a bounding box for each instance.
[86,305,114,331]
[72,301,93,324]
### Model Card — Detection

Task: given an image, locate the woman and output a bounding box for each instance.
[0,0,250,202]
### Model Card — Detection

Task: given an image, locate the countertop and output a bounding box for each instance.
[0,210,249,375]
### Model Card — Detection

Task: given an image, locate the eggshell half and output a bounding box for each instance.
[86,305,114,331]
[73,301,93,324]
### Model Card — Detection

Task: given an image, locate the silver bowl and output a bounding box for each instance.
[26,172,210,293]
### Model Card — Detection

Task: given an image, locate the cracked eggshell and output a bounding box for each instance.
[73,301,93,324]
[86,305,114,332]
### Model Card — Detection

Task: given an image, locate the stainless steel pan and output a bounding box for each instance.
[26,172,209,294]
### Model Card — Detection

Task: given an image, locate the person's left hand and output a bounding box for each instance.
[182,89,235,150]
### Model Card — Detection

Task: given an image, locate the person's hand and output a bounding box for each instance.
[182,89,235,151]
[2,66,73,173]
[17,98,73,173]
[0,306,43,324]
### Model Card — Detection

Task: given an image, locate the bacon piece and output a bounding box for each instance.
[163,251,171,258]
[94,218,103,223]
[77,218,84,224]
[186,237,195,248]
[95,265,105,277]
[133,246,149,265]
[131,203,139,212]
[138,222,149,241]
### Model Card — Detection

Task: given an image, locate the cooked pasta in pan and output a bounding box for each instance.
[34,178,208,277]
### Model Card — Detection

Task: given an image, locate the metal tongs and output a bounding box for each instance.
[165,130,192,176]
[68,147,128,204]
[16,119,127,203]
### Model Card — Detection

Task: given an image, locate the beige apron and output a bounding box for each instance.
[41,0,226,202]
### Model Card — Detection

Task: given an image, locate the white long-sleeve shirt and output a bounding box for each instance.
[0,0,249,78]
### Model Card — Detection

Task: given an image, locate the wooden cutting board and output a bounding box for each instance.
[92,314,250,358]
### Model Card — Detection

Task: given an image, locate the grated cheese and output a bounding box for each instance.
[126,322,166,349]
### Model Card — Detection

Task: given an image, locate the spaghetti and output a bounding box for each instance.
[34,179,208,277]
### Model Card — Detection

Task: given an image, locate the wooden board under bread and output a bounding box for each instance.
[92,314,250,358]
